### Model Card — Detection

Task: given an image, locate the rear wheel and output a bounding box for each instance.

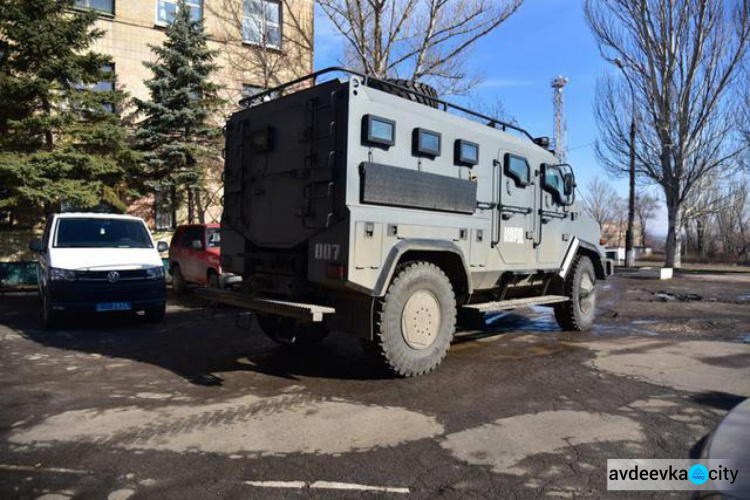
[554,255,597,331]
[256,315,330,346]
[374,262,456,377]
[171,265,187,295]
[207,270,220,289]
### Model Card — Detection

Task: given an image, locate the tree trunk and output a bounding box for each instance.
[187,188,194,224]
[665,196,683,268]
[170,186,177,230]
[195,189,205,224]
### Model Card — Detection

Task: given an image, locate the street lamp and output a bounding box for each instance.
[613,58,637,268]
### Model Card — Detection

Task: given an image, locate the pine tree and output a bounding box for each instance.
[135,0,224,225]
[0,0,137,224]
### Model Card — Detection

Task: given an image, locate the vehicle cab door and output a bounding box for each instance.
[495,152,536,266]
[537,164,575,265]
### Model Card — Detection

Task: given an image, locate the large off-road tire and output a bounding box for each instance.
[374,262,456,377]
[171,264,187,295]
[368,78,439,108]
[554,255,597,331]
[256,315,330,346]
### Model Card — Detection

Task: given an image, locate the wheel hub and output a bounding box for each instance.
[579,272,596,313]
[401,290,441,350]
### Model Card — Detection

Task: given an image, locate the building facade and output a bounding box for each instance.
[73,0,314,229]
[77,0,314,106]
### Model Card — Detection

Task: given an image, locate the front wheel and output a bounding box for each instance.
[41,288,61,329]
[145,303,166,322]
[554,255,597,331]
[374,262,456,377]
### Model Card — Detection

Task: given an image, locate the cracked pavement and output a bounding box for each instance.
[1,271,749,499]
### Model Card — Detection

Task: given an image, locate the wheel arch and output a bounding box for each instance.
[372,239,472,300]
[576,240,607,280]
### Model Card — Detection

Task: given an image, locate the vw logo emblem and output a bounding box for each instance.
[106,271,120,283]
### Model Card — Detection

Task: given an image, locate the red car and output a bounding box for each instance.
[168,224,239,293]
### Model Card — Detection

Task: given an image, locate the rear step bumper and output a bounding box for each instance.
[462,295,569,314]
[195,288,335,322]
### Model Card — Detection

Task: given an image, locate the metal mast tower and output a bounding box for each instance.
[551,75,569,162]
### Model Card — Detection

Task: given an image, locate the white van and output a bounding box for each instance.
[29,213,168,327]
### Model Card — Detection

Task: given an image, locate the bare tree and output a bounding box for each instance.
[715,178,750,261]
[634,191,659,247]
[206,0,314,107]
[581,176,623,244]
[586,0,750,267]
[317,0,524,95]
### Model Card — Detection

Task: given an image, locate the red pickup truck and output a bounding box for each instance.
[168,224,240,293]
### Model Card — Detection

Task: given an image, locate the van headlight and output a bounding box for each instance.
[145,266,165,279]
[50,268,76,281]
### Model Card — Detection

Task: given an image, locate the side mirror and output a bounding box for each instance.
[157,240,169,253]
[29,239,44,253]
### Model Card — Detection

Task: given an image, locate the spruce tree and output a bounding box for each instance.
[0,0,136,223]
[135,0,224,225]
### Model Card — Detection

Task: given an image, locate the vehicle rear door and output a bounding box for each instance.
[181,226,205,281]
[495,152,536,266]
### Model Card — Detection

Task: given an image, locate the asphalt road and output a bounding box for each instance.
[0,272,749,499]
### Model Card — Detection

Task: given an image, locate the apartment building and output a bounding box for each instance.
[76,0,314,106]
[73,0,314,229]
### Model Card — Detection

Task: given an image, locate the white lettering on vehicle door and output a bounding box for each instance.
[502,226,525,245]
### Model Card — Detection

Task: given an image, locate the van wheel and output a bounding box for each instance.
[554,255,597,331]
[145,303,166,322]
[42,288,60,329]
[374,262,456,377]
[207,271,220,289]
[171,265,187,295]
[256,315,329,346]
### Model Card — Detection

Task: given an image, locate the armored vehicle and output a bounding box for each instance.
[207,67,612,376]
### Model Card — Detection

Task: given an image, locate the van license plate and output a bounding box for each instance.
[96,302,132,312]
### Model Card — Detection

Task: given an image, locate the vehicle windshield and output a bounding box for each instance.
[206,227,221,248]
[54,218,153,249]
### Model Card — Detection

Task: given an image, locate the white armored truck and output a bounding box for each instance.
[204,68,612,376]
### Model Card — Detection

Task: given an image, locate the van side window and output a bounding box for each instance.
[504,153,530,187]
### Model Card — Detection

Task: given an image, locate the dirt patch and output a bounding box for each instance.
[441,410,644,476]
[583,338,750,396]
[9,394,444,456]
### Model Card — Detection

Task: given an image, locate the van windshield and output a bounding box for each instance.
[54,218,153,249]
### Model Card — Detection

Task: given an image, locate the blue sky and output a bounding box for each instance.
[313,0,669,235]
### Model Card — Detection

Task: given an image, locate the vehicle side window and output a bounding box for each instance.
[543,165,573,205]
[504,153,530,187]
[41,218,53,248]
[181,227,204,250]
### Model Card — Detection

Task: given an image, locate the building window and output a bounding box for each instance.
[156,0,202,26]
[74,0,115,15]
[242,83,279,103]
[243,0,282,49]
[74,64,116,113]
[154,188,174,230]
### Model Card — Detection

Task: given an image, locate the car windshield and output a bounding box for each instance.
[55,218,153,249]
[206,227,221,248]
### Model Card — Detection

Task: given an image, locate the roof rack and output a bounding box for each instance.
[239,67,537,143]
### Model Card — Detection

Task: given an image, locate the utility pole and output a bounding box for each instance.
[551,76,569,163]
[614,59,636,268]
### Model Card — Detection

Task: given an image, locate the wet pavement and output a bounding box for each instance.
[0,272,749,499]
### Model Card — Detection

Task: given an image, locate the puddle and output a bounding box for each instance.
[482,306,561,333]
